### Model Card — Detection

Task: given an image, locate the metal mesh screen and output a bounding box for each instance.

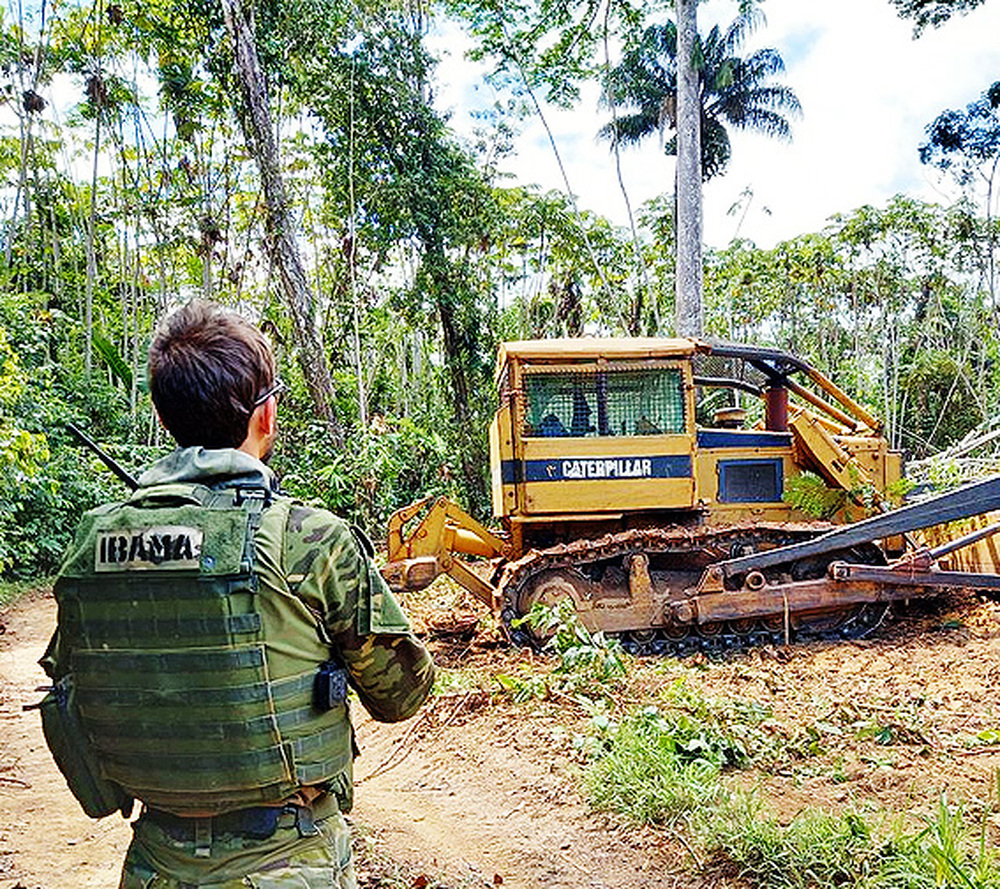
[691,353,769,390]
[522,368,686,438]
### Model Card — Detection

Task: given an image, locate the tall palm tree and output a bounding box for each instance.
[601,8,799,336]
[601,10,801,183]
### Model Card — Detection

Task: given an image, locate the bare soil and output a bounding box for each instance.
[4,589,1000,889]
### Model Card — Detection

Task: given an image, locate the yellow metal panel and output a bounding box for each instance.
[500,337,698,362]
[490,405,517,515]
[495,337,700,383]
[885,452,902,493]
[703,503,801,523]
[695,453,714,502]
[515,434,697,514]
[790,411,875,491]
[489,413,505,517]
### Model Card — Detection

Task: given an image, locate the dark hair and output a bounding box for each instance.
[148,300,275,448]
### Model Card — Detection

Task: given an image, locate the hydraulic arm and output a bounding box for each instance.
[382,496,509,609]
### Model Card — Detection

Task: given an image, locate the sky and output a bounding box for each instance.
[430,0,1000,250]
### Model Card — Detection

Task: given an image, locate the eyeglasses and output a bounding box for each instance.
[252,378,287,409]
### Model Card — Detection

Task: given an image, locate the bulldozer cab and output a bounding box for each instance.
[490,338,902,543]
[490,339,699,520]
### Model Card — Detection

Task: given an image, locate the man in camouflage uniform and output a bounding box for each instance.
[41,300,434,888]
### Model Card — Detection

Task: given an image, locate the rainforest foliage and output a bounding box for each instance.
[1,0,999,580]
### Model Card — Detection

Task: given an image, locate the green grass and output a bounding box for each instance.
[584,706,727,825]
[698,795,881,889]
[576,679,1000,889]
[699,793,1000,889]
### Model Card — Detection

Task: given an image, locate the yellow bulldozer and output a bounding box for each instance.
[385,338,1000,654]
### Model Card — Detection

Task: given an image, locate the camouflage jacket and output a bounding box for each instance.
[43,448,434,796]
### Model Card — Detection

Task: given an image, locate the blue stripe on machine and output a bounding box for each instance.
[697,430,792,449]
[500,460,523,484]
[501,455,692,483]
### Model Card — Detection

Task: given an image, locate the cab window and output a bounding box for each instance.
[523,368,686,437]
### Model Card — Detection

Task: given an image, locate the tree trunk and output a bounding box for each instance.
[675,0,703,337]
[437,287,487,505]
[84,106,101,378]
[221,0,342,443]
[986,154,998,314]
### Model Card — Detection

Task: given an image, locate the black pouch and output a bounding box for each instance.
[313,661,349,711]
[34,675,133,819]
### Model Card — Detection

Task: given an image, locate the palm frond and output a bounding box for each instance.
[701,116,732,179]
[598,9,799,181]
[93,334,134,390]
[599,111,663,147]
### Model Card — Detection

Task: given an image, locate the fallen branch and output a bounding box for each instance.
[958,745,1000,756]
[0,775,30,788]
[357,709,433,784]
[425,690,478,741]
[359,691,478,783]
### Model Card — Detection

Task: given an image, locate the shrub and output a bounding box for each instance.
[585,703,730,826]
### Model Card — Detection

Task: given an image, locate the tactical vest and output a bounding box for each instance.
[52,483,353,816]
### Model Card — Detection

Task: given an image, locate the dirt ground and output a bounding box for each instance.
[4,588,1000,889]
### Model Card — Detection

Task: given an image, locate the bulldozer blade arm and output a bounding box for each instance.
[382,496,507,610]
[694,560,1000,625]
[714,475,1000,582]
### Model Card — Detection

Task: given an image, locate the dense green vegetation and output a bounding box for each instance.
[1,0,998,584]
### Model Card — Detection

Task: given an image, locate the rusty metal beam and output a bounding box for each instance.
[694,559,1000,624]
[713,475,1000,581]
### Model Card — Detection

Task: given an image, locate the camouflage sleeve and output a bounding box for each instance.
[283,504,434,723]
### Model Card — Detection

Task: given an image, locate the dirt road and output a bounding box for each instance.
[0,594,682,889]
[0,593,131,889]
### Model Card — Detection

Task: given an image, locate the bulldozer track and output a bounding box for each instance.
[498,522,888,656]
